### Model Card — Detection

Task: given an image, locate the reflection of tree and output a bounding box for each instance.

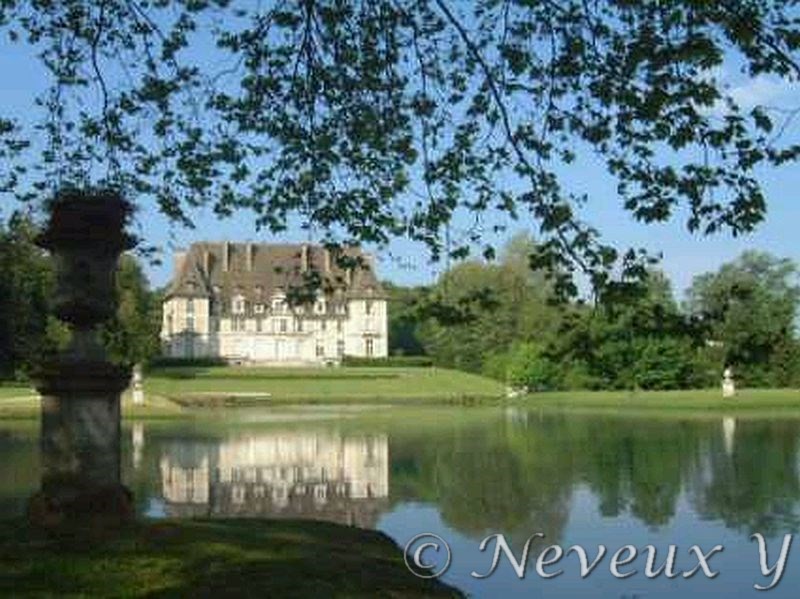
[390,413,576,546]
[392,413,800,539]
[579,418,703,527]
[693,421,800,536]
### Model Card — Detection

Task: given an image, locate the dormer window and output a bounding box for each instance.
[254,303,265,314]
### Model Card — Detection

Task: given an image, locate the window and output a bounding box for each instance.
[212,318,220,333]
[272,298,284,313]
[320,319,327,332]
[336,303,346,315]
[337,339,345,358]
[186,316,195,332]
[167,314,174,335]
[365,338,374,357]
[336,320,343,333]
[316,343,325,357]
[187,298,195,314]
[294,318,303,332]
[279,319,287,333]
[233,295,246,315]
[254,303,265,314]
[365,300,373,315]
[256,318,262,332]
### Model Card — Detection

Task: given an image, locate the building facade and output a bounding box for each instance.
[160,242,388,364]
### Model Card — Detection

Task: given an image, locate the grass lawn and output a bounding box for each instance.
[4,366,800,418]
[520,387,800,414]
[0,518,460,597]
[0,385,35,400]
[0,366,505,418]
[144,366,505,407]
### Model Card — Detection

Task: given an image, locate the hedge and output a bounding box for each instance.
[147,356,228,369]
[341,355,434,368]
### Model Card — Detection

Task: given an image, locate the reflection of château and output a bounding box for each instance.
[160,432,389,527]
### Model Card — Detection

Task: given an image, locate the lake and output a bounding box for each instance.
[2,406,800,598]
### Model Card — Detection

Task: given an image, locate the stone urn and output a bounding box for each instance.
[28,189,136,529]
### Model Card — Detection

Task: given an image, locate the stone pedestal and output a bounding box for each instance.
[28,189,135,530]
[29,358,133,528]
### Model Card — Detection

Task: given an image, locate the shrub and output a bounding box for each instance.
[481,351,510,382]
[506,343,557,391]
[341,355,434,368]
[632,337,698,390]
[147,356,227,369]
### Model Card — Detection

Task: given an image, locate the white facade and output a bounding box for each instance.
[159,243,388,365]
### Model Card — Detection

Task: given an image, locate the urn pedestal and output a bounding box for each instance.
[28,190,135,529]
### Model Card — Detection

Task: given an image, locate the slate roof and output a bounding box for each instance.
[165,242,385,303]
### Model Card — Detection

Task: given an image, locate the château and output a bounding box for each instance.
[160,242,388,364]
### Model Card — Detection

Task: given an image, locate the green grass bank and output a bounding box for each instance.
[0,366,505,418]
[3,367,800,418]
[0,518,460,597]
[517,387,800,414]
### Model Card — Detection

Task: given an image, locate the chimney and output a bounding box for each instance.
[324,248,331,272]
[247,242,254,271]
[174,249,187,276]
[204,250,212,274]
[222,241,230,272]
[301,244,309,272]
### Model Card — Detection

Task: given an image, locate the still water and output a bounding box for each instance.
[2,406,800,598]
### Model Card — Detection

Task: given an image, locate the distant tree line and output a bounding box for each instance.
[387,234,800,390]
[0,213,161,381]
[2,214,798,390]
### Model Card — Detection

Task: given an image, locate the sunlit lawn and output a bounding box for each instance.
[521,387,800,413]
[4,366,800,418]
[144,366,505,406]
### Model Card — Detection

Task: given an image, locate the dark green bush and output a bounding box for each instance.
[147,356,228,369]
[341,355,434,368]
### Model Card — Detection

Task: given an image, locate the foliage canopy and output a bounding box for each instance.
[1,1,799,294]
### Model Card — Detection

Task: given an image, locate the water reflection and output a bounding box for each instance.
[157,432,389,527]
[2,409,800,542]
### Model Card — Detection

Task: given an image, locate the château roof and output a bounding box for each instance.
[165,242,385,302]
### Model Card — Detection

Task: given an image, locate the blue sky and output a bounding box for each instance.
[2,21,799,300]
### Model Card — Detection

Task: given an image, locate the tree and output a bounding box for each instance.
[415,234,559,373]
[0,213,160,378]
[1,2,799,295]
[101,254,162,366]
[384,282,428,356]
[547,270,702,389]
[686,251,800,386]
[0,213,66,379]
